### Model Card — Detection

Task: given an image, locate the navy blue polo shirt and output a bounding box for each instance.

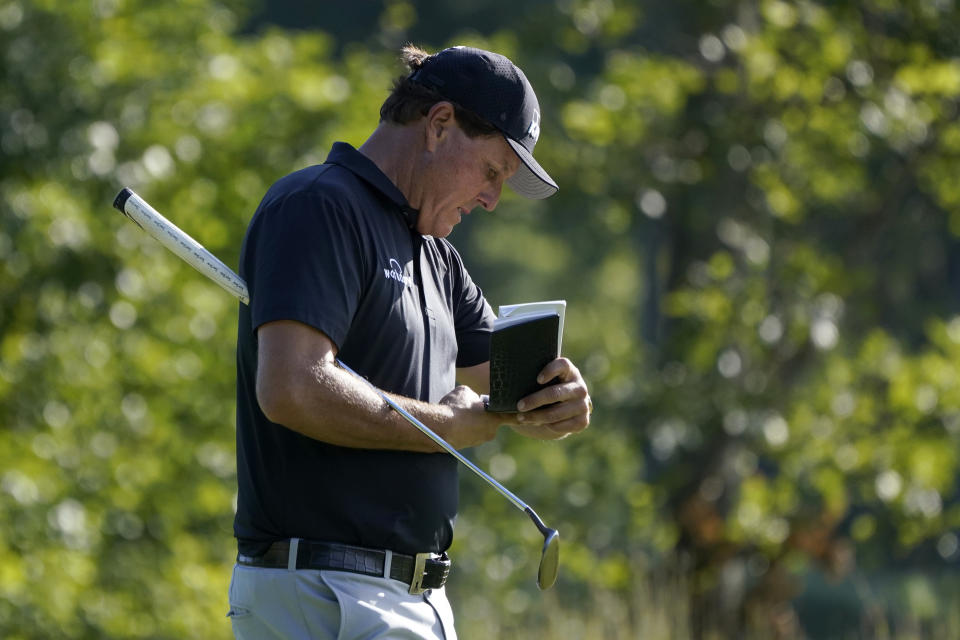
[234,142,496,555]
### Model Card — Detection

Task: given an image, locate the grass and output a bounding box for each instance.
[452,558,960,640]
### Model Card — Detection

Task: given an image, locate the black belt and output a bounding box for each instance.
[236,539,450,595]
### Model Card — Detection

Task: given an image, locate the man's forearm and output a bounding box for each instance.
[258,357,502,452]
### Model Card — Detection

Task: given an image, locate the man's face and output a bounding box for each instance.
[414,122,520,238]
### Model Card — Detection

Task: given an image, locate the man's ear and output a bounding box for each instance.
[423,102,456,151]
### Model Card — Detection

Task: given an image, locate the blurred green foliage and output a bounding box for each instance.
[3,0,960,638]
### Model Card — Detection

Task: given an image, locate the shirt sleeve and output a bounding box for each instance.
[242,188,366,349]
[441,239,496,368]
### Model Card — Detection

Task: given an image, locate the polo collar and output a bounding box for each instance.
[324,142,420,229]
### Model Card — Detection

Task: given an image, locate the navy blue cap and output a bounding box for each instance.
[409,46,558,200]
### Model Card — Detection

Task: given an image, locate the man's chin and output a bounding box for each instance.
[434,219,459,238]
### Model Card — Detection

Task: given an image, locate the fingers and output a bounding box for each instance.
[535,356,579,385]
[518,358,587,413]
[517,391,591,431]
[517,358,587,411]
[439,384,484,411]
[515,357,592,437]
[517,380,584,412]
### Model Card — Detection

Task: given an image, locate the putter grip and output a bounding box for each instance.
[113,187,133,212]
[111,187,251,305]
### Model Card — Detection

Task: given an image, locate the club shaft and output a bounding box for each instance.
[113,187,532,514]
[334,360,529,513]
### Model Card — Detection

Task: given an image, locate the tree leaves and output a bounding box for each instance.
[5,0,960,637]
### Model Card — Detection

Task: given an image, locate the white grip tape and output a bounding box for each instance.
[120,190,250,304]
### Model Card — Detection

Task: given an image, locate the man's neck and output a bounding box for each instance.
[358,123,423,209]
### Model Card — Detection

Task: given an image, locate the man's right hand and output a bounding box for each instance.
[438,385,502,449]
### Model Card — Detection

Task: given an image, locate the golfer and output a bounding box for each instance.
[228,44,591,639]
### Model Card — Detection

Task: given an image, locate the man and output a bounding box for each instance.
[228,44,591,639]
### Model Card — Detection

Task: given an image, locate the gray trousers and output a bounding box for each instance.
[227,563,457,640]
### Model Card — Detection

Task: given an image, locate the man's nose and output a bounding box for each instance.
[478,183,503,211]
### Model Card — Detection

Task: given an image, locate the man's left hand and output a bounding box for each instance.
[510,357,592,440]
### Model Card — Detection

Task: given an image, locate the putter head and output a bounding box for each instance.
[537,528,560,590]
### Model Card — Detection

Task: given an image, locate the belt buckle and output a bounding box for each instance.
[408,552,431,595]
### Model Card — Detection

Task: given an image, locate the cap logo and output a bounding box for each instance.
[526,109,541,143]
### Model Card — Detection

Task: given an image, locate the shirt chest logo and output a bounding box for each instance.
[383,257,413,288]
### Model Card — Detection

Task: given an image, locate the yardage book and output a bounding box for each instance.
[487,300,566,413]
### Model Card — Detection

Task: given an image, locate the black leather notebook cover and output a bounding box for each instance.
[487,313,560,412]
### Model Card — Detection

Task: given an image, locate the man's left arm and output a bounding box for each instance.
[456,362,490,394]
